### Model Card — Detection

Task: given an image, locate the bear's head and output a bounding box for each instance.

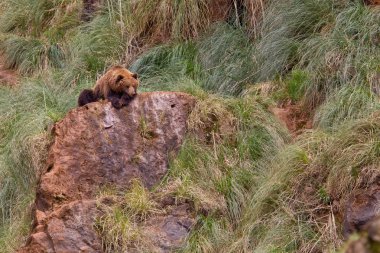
[108,65,139,97]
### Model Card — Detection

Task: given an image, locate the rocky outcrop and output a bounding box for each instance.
[343,217,380,253]
[343,186,380,237]
[19,92,196,253]
[364,0,380,6]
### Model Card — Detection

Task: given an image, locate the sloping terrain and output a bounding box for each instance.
[0,56,17,86]
[0,0,379,252]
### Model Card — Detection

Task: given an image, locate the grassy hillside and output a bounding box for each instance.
[0,0,379,252]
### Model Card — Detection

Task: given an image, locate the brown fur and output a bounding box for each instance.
[78,65,139,108]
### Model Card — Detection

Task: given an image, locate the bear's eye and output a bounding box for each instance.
[116,75,124,83]
[132,73,138,79]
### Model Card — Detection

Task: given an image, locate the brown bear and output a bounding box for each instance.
[78,65,139,109]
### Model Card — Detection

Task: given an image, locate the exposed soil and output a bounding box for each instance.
[0,56,17,86]
[209,0,233,21]
[270,100,313,137]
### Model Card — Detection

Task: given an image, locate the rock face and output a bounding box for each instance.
[364,0,380,6]
[19,92,196,253]
[343,217,380,253]
[343,186,380,237]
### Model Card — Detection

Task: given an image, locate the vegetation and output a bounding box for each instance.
[0,0,379,252]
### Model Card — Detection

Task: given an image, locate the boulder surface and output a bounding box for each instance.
[19,91,196,253]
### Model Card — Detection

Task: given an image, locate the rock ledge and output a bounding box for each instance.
[19,91,196,253]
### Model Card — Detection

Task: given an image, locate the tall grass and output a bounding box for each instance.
[219,111,380,252]
[256,0,336,81]
[95,85,290,252]
[300,3,380,108]
[257,0,380,109]
[242,0,268,37]
[0,0,80,75]
[0,0,268,79]
[131,23,257,96]
[62,11,127,84]
[198,24,256,95]
[123,0,209,40]
[314,86,380,129]
[0,0,79,36]
[0,35,65,74]
[0,73,93,250]
[0,0,379,252]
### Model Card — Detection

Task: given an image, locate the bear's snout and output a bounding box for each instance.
[127,86,136,97]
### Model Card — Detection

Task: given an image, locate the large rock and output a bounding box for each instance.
[343,186,380,237]
[343,217,380,253]
[19,92,196,253]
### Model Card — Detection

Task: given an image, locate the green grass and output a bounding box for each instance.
[314,86,380,129]
[256,0,380,110]
[131,23,257,96]
[256,0,336,81]
[0,0,82,75]
[222,112,380,252]
[95,179,159,252]
[0,0,78,36]
[163,90,290,252]
[0,35,65,74]
[198,24,257,95]
[0,0,379,252]
[92,85,289,252]
[299,3,380,108]
[0,73,94,250]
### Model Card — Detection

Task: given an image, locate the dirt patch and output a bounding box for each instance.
[208,0,233,21]
[270,101,313,136]
[0,56,17,86]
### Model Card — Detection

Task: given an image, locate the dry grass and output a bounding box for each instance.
[95,179,160,252]
[228,112,380,252]
[0,0,379,252]
[243,0,268,37]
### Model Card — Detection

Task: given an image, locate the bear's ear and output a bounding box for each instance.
[115,75,124,83]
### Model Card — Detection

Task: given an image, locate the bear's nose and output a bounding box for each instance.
[129,87,136,96]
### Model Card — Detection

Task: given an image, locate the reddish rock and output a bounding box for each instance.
[343,217,380,253]
[367,217,380,242]
[364,0,380,6]
[343,186,380,237]
[0,56,18,86]
[138,204,194,252]
[19,92,195,253]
